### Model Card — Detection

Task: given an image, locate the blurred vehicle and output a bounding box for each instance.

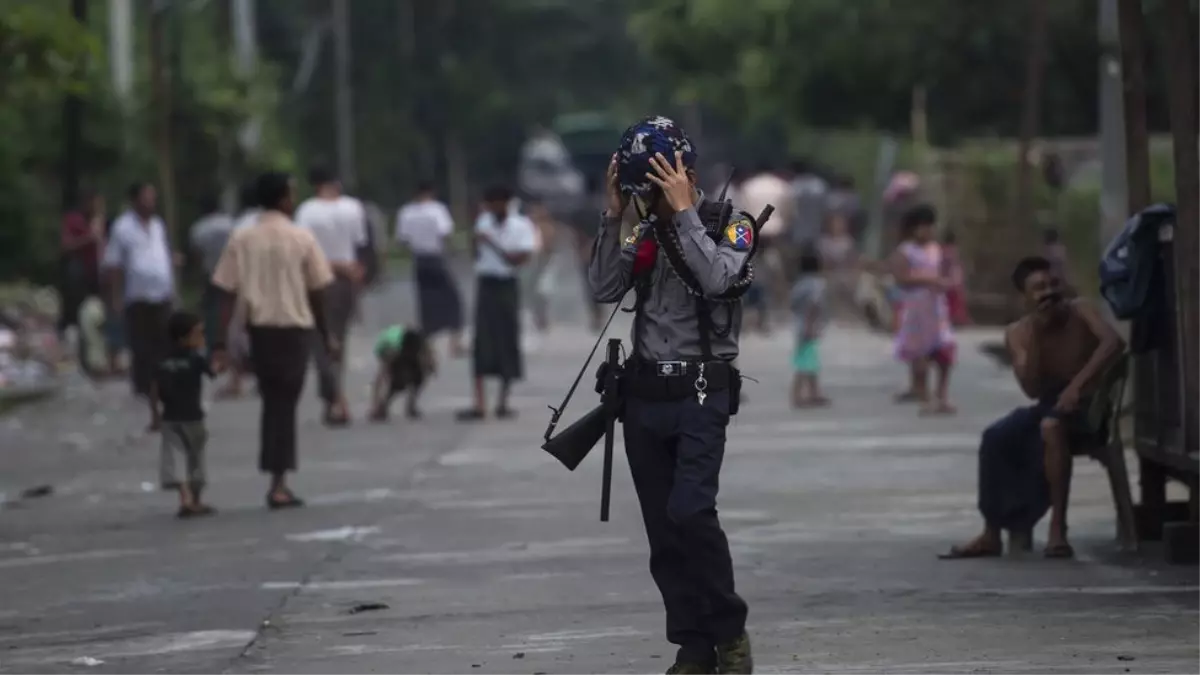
[518,127,585,226]
[518,112,626,232]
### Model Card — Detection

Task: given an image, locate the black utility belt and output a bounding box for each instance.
[622,359,737,401]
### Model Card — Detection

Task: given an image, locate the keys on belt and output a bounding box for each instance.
[644,360,719,406]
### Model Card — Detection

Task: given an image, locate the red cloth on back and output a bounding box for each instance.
[632,237,657,275]
[61,211,99,275]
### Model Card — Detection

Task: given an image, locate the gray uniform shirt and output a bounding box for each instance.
[587,202,751,360]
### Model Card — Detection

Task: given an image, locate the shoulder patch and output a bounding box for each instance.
[723,218,754,251]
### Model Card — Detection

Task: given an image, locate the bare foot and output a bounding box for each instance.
[920,400,957,416]
[894,390,925,404]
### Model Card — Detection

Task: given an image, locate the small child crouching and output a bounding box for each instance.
[368,325,435,421]
[149,311,223,518]
[790,247,830,408]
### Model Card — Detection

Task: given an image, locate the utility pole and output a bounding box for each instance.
[1098,0,1127,243]
[108,0,134,106]
[332,0,356,189]
[61,0,88,211]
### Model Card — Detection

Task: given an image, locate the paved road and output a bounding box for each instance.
[0,262,1196,674]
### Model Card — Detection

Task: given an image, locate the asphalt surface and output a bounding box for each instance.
[0,255,1196,674]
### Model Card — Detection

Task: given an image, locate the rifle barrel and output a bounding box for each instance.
[599,338,620,522]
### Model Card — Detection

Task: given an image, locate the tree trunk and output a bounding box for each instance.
[61,0,88,211]
[1161,0,1199,452]
[332,0,356,190]
[444,130,470,231]
[149,3,178,248]
[1013,0,1049,237]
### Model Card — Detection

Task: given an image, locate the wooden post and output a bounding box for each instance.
[1117,0,1152,211]
[1118,0,1166,540]
[1013,0,1049,236]
[1161,0,1199,453]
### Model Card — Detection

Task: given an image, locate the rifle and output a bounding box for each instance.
[542,306,625,521]
[598,338,621,522]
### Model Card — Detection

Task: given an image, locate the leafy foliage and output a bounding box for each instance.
[629,0,1182,147]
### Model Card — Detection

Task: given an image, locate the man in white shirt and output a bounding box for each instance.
[294,167,366,425]
[395,181,464,356]
[457,185,537,421]
[103,181,177,398]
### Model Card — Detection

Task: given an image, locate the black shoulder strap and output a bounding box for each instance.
[543,295,626,443]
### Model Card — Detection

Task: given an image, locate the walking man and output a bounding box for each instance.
[295,166,366,426]
[588,117,754,674]
[103,182,176,398]
[211,171,336,509]
[457,186,536,421]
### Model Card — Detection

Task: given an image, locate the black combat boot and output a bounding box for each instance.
[716,633,753,674]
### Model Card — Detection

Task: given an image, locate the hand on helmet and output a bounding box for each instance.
[646,151,694,214]
[605,153,629,217]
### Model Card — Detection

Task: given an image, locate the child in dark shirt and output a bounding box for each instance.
[149,311,223,518]
[368,325,435,422]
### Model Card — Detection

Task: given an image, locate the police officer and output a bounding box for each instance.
[588,117,754,674]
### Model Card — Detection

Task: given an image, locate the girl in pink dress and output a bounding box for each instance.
[890,205,956,414]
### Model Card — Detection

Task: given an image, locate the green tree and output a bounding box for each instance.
[629,0,1179,146]
[0,2,97,283]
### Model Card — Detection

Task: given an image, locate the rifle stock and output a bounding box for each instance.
[541,403,607,471]
[540,338,623,523]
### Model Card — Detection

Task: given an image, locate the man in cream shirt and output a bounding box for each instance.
[294,166,367,426]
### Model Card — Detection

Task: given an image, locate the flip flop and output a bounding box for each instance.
[894,391,924,404]
[938,545,1002,560]
[920,403,958,417]
[1044,543,1075,559]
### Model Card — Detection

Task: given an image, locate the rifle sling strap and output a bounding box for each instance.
[544,293,626,442]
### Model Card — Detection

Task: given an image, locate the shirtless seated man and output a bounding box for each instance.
[941,256,1124,560]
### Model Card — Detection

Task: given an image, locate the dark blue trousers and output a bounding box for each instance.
[978,391,1092,532]
[623,389,748,663]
